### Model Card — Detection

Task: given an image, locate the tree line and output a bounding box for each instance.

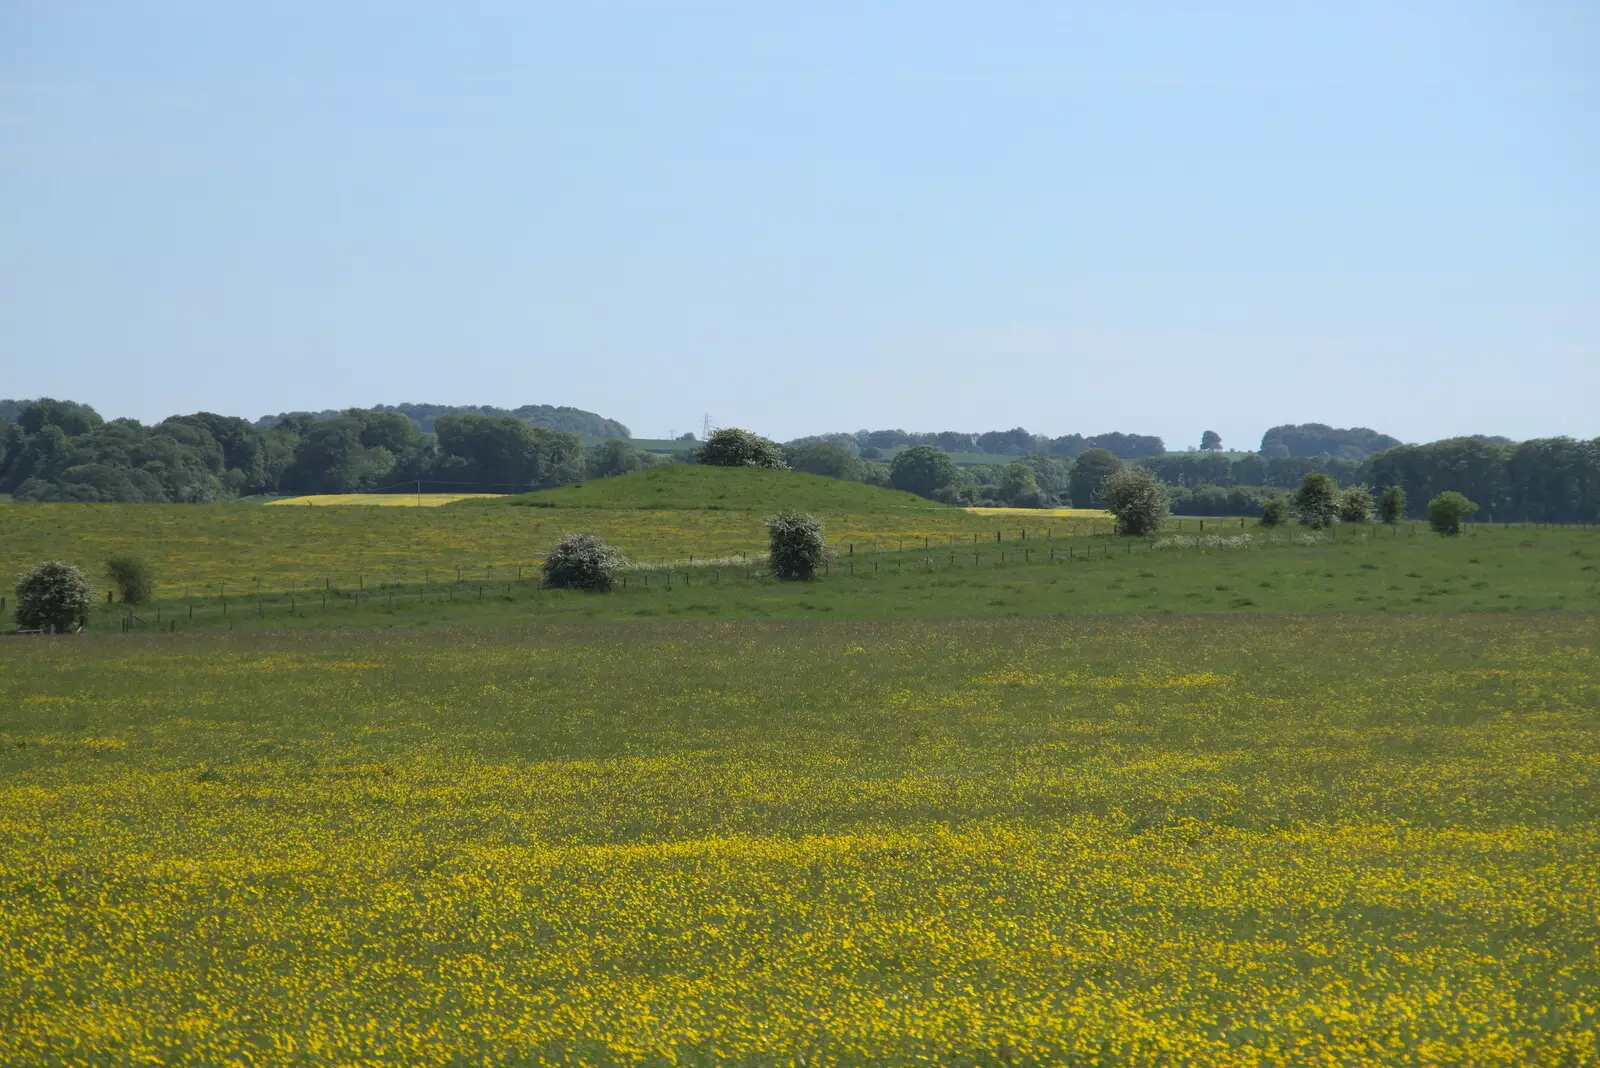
[793,423,1402,462]
[789,428,1167,460]
[0,399,661,502]
[1133,437,1599,523]
[782,432,1600,522]
[3,399,1595,522]
[251,402,630,438]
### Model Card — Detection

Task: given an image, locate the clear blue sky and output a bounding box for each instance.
[2,2,1595,449]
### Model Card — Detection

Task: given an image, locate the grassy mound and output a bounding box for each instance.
[505,465,948,513]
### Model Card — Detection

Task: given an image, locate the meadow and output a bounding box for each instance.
[45,523,1600,635]
[0,494,1056,599]
[4,467,1599,1063]
[2,613,1596,1064]
[504,465,959,512]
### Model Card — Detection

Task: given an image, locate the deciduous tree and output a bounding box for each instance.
[541,533,625,591]
[1101,467,1170,535]
[890,445,957,499]
[1068,449,1121,508]
[1337,485,1374,523]
[698,428,786,469]
[1292,473,1340,529]
[766,511,825,579]
[15,561,92,632]
[1427,491,1478,535]
[1379,485,1406,524]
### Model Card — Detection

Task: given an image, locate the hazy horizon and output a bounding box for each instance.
[3,3,1595,449]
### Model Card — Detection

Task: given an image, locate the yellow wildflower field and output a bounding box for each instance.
[267,493,506,506]
[1,613,1595,1064]
[966,505,1113,519]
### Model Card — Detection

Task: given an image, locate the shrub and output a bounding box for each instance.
[1100,467,1170,536]
[586,439,646,479]
[997,463,1044,508]
[1427,491,1478,535]
[857,460,893,488]
[889,445,957,499]
[1292,473,1340,529]
[1337,485,1374,524]
[785,442,862,482]
[1068,449,1121,508]
[1259,495,1289,527]
[541,533,626,591]
[105,553,155,605]
[766,511,826,580]
[14,561,92,632]
[1167,484,1272,517]
[1379,484,1406,524]
[697,428,787,469]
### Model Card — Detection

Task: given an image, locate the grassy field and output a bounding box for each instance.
[53,524,1600,635]
[505,466,952,512]
[0,494,1046,599]
[5,475,1598,1062]
[2,613,1596,1063]
[608,437,698,455]
[266,493,506,506]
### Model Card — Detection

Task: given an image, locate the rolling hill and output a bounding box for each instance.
[504,465,949,513]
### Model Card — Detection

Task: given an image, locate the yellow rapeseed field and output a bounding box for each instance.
[266,493,506,506]
[966,506,1113,520]
[2,613,1596,1064]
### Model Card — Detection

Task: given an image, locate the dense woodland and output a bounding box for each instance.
[251,402,630,438]
[0,399,1595,521]
[0,400,603,502]
[804,428,1170,460]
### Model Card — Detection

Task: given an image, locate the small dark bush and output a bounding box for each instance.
[15,561,92,632]
[1259,496,1289,527]
[1428,491,1478,535]
[106,553,155,605]
[766,510,825,580]
[1379,484,1406,524]
[541,533,626,591]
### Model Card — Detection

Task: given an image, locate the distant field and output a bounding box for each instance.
[506,465,948,513]
[967,505,1113,520]
[267,493,505,507]
[3,613,1595,1063]
[0,498,1054,598]
[46,524,1600,635]
[622,437,698,454]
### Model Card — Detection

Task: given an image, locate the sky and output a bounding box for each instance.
[1,1,1596,450]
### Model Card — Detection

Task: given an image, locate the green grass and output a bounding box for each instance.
[0,496,1029,599]
[505,464,949,512]
[6,492,1598,1061]
[578,435,698,454]
[87,525,1600,635]
[2,613,1595,1062]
